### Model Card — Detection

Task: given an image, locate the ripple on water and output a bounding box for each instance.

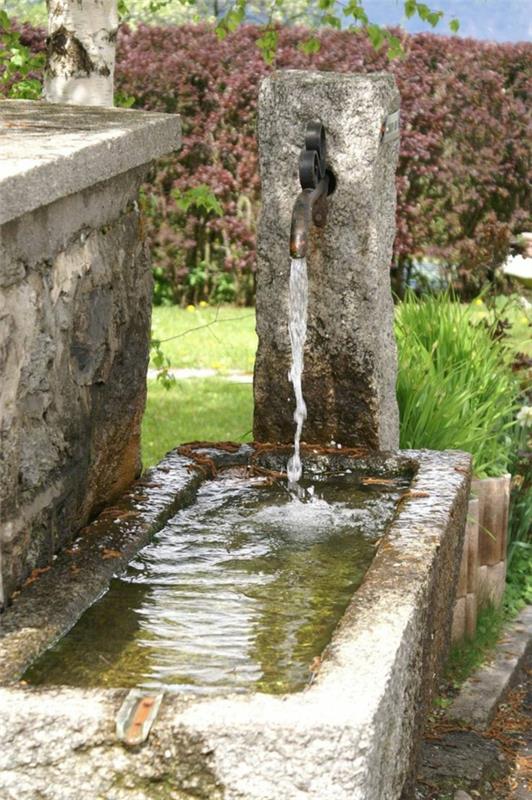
[24,472,409,695]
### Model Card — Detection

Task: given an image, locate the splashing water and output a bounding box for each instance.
[287,257,308,484]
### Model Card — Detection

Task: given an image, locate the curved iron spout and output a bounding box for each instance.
[289,174,329,259]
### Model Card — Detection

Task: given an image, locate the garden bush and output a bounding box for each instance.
[14,23,532,304]
[395,292,521,477]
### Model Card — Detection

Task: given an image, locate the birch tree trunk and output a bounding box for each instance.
[44,0,118,106]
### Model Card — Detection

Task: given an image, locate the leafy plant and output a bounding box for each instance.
[0,11,44,98]
[150,338,177,389]
[172,185,224,216]
[395,292,520,477]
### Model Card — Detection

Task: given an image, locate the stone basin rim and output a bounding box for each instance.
[0,444,471,696]
[0,445,471,800]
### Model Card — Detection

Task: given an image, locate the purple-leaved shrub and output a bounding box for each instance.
[16,22,532,304]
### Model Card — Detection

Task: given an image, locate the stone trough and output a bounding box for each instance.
[0,444,471,800]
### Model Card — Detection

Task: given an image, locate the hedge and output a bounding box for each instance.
[18,22,532,304]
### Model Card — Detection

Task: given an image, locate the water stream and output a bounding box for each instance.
[287,257,308,484]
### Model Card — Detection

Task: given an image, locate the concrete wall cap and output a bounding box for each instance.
[0,100,181,224]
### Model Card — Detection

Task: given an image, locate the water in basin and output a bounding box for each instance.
[24,470,408,695]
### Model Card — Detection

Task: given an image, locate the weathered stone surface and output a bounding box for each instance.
[0,104,181,606]
[253,70,400,449]
[0,100,181,224]
[0,445,471,800]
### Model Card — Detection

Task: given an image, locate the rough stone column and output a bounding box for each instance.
[253,71,400,449]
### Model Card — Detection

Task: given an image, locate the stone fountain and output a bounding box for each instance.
[0,74,471,800]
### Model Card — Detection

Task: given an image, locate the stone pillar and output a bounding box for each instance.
[0,101,180,608]
[253,71,400,449]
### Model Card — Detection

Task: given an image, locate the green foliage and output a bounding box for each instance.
[114,90,136,108]
[508,411,532,548]
[0,11,44,99]
[171,185,224,216]
[395,292,520,478]
[256,27,279,63]
[506,542,532,607]
[150,339,177,389]
[2,1,46,26]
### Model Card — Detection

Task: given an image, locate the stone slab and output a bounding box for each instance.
[448,604,532,729]
[0,446,471,800]
[418,730,505,788]
[0,100,181,224]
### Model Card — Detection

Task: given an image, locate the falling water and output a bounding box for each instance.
[287,257,308,484]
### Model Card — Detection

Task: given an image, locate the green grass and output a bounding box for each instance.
[150,305,257,374]
[142,378,253,468]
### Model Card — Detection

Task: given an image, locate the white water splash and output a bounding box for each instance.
[287,257,308,484]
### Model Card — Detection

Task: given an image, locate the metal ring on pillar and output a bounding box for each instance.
[304,122,326,177]
[299,150,320,190]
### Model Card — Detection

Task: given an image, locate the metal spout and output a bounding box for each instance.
[289,177,329,259]
[289,121,330,260]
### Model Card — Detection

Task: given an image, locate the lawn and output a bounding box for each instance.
[150,304,257,373]
[142,304,256,467]
[142,378,253,467]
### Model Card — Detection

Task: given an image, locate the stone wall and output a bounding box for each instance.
[0,101,181,607]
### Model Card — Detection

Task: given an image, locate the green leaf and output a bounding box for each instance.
[386,34,404,60]
[427,10,443,26]
[415,2,430,21]
[256,28,278,64]
[404,0,416,19]
[298,37,321,55]
[367,23,385,50]
[114,91,136,108]
[172,185,224,216]
[449,18,460,33]
[322,14,341,29]
[343,1,368,24]
[117,0,129,18]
